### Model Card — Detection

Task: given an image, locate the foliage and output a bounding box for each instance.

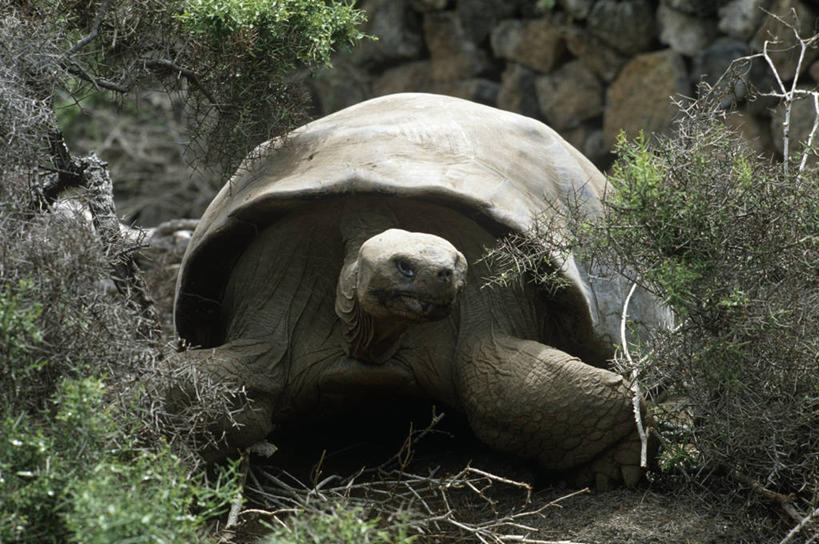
[0,280,44,411]
[605,121,817,499]
[1,374,240,543]
[260,505,417,544]
[3,0,367,175]
[0,0,367,541]
[491,106,818,513]
[178,0,365,67]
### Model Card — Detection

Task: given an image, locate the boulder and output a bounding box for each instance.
[604,49,691,148]
[310,61,373,115]
[490,18,564,74]
[562,25,628,82]
[354,0,424,68]
[374,63,499,105]
[497,63,542,118]
[582,129,610,167]
[723,111,775,155]
[718,0,772,40]
[455,0,523,43]
[410,0,448,11]
[373,61,435,96]
[810,59,819,83]
[586,0,656,55]
[431,78,501,105]
[691,38,754,107]
[535,60,604,130]
[658,3,719,57]
[663,0,724,16]
[425,11,492,81]
[692,38,752,87]
[751,0,818,82]
[557,0,594,20]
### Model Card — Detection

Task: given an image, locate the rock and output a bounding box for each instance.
[561,125,589,153]
[535,60,603,130]
[689,38,778,112]
[745,57,781,114]
[411,0,449,11]
[604,49,691,148]
[359,62,501,108]
[658,3,719,57]
[354,0,424,68]
[310,61,373,115]
[557,0,594,19]
[424,11,492,81]
[663,0,724,16]
[723,111,774,155]
[490,18,564,74]
[455,0,523,43]
[692,38,752,86]
[582,129,610,167]
[718,0,772,39]
[561,125,609,166]
[586,0,656,55]
[373,60,435,96]
[810,59,819,83]
[751,0,819,82]
[497,63,542,118]
[691,38,754,106]
[770,87,818,158]
[562,25,628,82]
[430,78,501,105]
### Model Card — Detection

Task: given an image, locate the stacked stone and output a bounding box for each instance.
[310,0,818,167]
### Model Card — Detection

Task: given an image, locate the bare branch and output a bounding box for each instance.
[621,281,648,468]
[779,506,819,544]
[797,92,819,182]
[64,0,110,57]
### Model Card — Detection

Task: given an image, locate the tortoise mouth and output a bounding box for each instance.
[371,289,456,322]
[397,293,453,320]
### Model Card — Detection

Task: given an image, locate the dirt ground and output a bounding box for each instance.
[234,406,789,544]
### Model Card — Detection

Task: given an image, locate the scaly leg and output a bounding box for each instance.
[456,334,653,487]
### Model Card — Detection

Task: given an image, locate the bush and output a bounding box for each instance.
[3,0,367,175]
[1,1,368,541]
[1,374,241,543]
[605,123,817,493]
[261,505,417,544]
[491,106,818,513]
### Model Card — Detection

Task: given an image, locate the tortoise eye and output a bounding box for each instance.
[395,258,415,278]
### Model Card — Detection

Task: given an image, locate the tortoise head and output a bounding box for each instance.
[336,228,467,363]
[357,229,467,322]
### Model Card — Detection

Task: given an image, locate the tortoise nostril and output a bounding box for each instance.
[438,267,453,282]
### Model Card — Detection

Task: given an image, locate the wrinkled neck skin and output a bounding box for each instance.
[334,204,407,364]
[335,260,411,364]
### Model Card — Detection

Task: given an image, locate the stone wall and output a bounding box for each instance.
[308,0,819,168]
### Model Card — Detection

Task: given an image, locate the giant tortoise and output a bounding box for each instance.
[173,93,663,486]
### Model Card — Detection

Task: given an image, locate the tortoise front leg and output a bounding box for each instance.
[164,338,281,461]
[455,335,652,487]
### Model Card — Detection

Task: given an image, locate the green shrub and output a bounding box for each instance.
[607,121,816,499]
[489,112,818,509]
[1,374,241,543]
[0,280,44,411]
[261,505,417,544]
[178,0,365,67]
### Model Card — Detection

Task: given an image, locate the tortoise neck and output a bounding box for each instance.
[334,202,409,363]
[335,259,409,365]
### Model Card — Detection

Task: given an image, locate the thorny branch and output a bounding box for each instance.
[700,8,819,180]
[620,281,648,468]
[32,129,162,342]
[227,414,590,543]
